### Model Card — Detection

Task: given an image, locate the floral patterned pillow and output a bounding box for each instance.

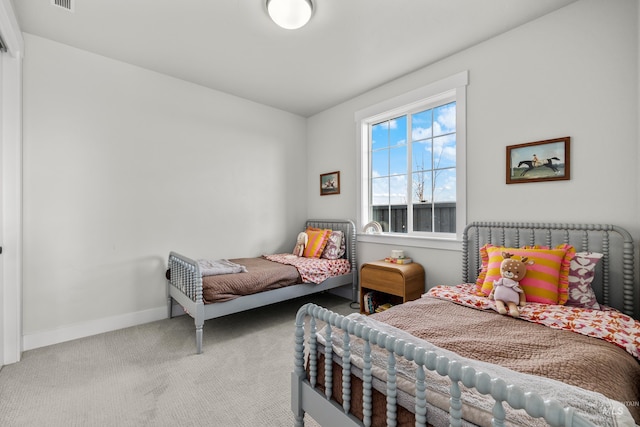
[321,230,345,260]
[567,252,603,309]
[303,227,332,258]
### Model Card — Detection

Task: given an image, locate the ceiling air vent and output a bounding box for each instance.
[51,0,74,12]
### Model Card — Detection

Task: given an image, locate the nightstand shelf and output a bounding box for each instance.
[359,260,425,314]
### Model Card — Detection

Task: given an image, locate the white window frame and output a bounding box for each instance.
[355,71,468,250]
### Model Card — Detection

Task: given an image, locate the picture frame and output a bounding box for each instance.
[320,171,340,196]
[506,137,570,184]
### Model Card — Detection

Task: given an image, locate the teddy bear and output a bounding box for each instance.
[489,252,533,317]
[292,232,308,257]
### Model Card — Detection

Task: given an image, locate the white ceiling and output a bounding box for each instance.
[13,0,576,117]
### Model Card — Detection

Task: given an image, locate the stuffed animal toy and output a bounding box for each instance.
[489,252,533,317]
[292,232,308,257]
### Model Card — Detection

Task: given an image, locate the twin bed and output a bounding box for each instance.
[166,219,639,425]
[167,219,357,354]
[292,221,640,427]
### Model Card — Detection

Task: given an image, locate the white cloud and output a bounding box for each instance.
[412,126,432,141]
[436,104,455,133]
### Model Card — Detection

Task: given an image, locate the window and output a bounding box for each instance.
[356,71,467,241]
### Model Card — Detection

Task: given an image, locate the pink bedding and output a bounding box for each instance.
[263,253,351,283]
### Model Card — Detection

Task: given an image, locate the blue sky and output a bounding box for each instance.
[371,102,456,205]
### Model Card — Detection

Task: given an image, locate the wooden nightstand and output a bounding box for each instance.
[359,260,425,314]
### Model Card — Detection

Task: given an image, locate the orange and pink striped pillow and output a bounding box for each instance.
[476,244,575,305]
[303,227,332,258]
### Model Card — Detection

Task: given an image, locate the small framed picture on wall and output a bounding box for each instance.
[320,171,340,196]
[506,137,570,184]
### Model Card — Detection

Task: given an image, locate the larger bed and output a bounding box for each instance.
[167,219,357,354]
[292,221,640,426]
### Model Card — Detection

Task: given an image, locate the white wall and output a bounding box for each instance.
[21,34,308,348]
[307,0,639,289]
[0,0,24,365]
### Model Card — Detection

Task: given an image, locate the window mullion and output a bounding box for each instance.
[387,123,391,232]
[407,114,413,233]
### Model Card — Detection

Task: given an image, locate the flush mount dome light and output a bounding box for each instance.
[266,0,313,30]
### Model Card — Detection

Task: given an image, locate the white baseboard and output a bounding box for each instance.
[22,306,168,351]
[22,291,351,352]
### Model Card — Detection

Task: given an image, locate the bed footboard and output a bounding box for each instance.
[167,251,205,353]
[292,303,596,427]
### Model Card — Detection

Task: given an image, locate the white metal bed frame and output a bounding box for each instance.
[167,219,358,354]
[292,221,637,427]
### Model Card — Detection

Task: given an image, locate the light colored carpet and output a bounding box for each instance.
[0,293,357,426]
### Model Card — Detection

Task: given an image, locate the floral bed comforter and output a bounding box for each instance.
[263,253,351,284]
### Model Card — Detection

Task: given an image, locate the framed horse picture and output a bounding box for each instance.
[506,137,570,184]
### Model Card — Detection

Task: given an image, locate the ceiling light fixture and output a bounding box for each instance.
[266,0,313,30]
